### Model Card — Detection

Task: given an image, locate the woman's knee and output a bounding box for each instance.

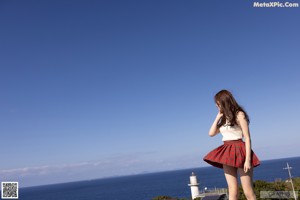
[243,190,256,200]
[226,180,239,199]
[228,184,239,196]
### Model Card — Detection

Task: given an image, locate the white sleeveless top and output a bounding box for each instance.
[220,123,243,141]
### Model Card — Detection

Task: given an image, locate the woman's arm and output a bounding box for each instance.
[208,111,223,137]
[237,111,252,173]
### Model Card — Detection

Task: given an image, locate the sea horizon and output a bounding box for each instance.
[17,156,300,200]
[20,155,300,189]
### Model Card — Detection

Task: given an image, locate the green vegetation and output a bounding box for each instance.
[239,177,300,200]
[153,177,300,200]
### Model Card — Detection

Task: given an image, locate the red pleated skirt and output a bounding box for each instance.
[203,139,260,169]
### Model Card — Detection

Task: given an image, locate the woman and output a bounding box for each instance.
[203,90,260,200]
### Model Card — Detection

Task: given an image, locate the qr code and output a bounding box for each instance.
[1,182,18,199]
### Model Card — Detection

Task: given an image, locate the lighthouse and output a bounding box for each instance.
[188,172,200,199]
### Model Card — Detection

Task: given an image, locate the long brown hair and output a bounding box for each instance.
[214,90,250,128]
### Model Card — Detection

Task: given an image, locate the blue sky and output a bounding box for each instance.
[0,0,299,187]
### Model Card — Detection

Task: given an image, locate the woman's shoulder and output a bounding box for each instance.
[236,110,247,124]
[236,110,245,117]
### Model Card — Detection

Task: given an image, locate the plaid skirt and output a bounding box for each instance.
[203,139,260,169]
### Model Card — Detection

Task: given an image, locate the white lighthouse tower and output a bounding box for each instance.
[188,172,200,199]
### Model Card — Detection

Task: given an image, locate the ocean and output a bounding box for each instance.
[20,156,300,200]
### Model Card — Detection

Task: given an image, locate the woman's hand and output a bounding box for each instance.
[244,160,252,173]
[215,102,223,120]
[208,111,223,137]
[216,111,223,120]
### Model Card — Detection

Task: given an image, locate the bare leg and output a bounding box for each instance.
[238,167,256,200]
[223,165,239,200]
